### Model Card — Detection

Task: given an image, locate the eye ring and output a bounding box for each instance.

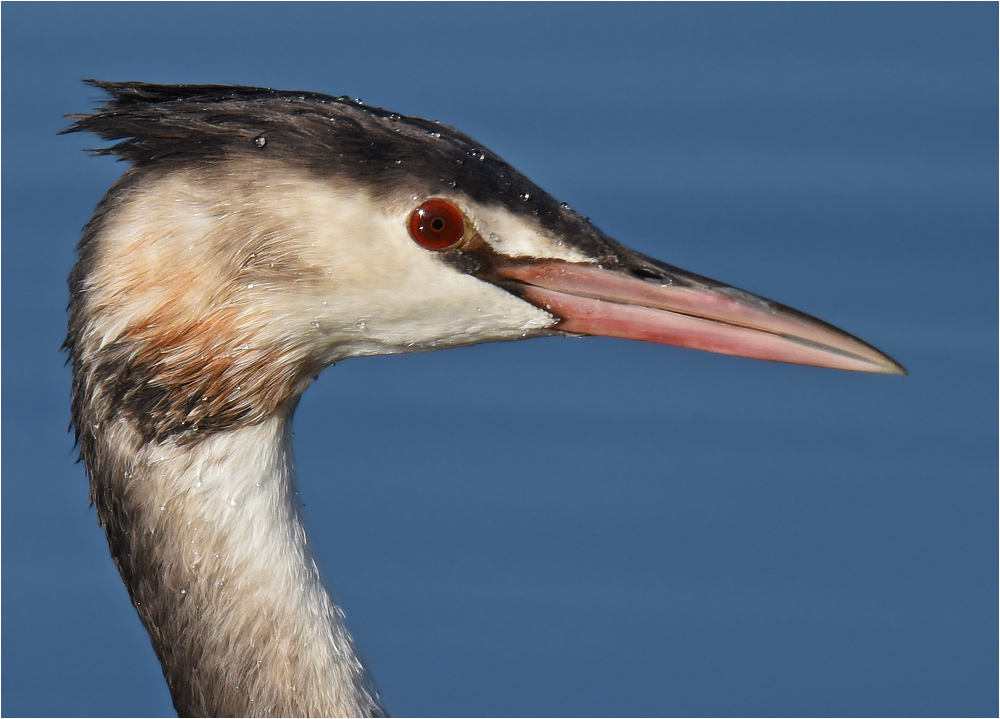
[407,199,465,250]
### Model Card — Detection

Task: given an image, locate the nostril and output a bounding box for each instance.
[629,266,664,283]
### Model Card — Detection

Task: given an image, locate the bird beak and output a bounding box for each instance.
[495,253,906,375]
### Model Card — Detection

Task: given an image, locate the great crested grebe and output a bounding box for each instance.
[65,81,904,717]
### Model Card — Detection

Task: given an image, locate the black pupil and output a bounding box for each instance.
[431,217,445,231]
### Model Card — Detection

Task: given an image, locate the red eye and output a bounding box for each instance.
[407,199,465,250]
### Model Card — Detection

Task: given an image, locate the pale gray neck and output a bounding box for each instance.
[93,409,384,717]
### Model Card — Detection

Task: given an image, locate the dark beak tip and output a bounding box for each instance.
[885,359,909,376]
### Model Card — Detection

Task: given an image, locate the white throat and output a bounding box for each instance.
[119,408,383,717]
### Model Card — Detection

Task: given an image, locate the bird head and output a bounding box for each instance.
[65,82,903,443]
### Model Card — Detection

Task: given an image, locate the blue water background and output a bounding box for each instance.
[2,3,996,716]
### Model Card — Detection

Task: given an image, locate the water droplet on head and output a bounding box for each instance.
[310,321,320,329]
[180,589,187,595]
[253,135,266,148]
[159,505,166,511]
[356,320,366,330]
[520,193,531,201]
[246,283,254,289]
[428,131,442,139]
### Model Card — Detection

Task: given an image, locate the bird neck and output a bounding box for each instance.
[88,406,384,717]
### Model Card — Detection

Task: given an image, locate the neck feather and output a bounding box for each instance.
[87,406,384,717]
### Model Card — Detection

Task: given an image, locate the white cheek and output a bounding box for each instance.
[85,169,563,366]
[275,187,558,357]
[354,268,557,352]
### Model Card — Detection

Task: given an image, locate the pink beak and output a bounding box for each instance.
[498,259,905,375]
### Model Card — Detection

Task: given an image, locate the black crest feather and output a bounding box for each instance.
[62,80,621,252]
[63,79,452,166]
